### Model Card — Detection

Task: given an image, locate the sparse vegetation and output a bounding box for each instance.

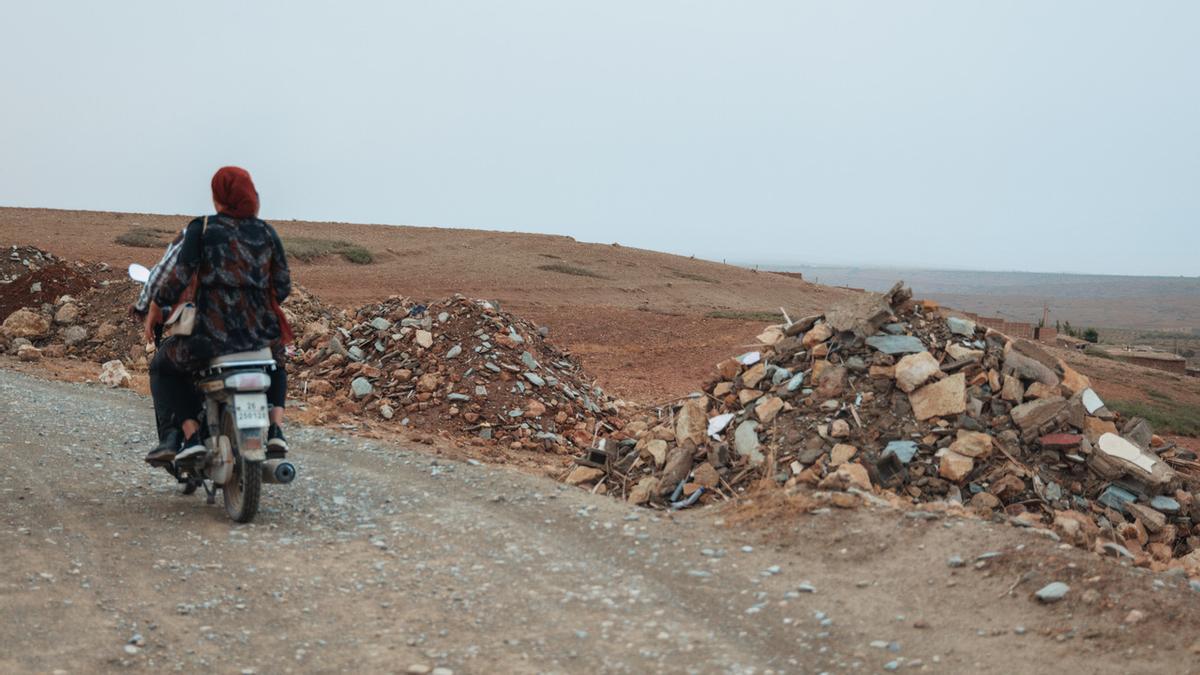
[1084,345,1115,360]
[538,253,562,260]
[1083,327,1099,343]
[284,237,373,264]
[536,263,608,279]
[670,270,719,284]
[1108,398,1200,437]
[707,309,784,322]
[115,227,171,248]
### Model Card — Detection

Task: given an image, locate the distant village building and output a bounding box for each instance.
[1104,348,1187,374]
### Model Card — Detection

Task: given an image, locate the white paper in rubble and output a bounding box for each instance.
[707,413,736,438]
[1096,433,1158,474]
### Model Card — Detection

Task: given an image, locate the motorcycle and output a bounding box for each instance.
[129,263,296,523]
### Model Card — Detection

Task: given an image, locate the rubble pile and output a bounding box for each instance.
[288,294,622,453]
[0,245,61,283]
[587,282,1200,574]
[0,249,137,362]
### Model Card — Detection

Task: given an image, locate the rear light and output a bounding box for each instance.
[225,372,272,391]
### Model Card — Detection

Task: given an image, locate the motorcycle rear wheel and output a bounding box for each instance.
[220,408,261,523]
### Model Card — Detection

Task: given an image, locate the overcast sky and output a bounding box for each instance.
[1,1,1197,276]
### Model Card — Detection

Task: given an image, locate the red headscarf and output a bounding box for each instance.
[211,166,259,219]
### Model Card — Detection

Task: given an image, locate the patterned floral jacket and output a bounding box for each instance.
[154,214,291,356]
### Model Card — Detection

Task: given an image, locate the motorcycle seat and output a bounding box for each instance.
[208,347,275,369]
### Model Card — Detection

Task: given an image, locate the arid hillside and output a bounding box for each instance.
[1,207,851,400]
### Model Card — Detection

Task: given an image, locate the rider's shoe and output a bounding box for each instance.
[145,428,182,463]
[175,433,207,462]
[267,424,288,455]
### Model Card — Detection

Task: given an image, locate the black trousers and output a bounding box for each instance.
[149,337,287,441]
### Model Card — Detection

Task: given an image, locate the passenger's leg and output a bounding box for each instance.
[267,347,288,453]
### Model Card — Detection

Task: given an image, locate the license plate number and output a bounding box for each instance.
[234,393,270,429]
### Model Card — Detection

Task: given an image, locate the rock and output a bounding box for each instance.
[41,344,65,358]
[659,446,694,494]
[830,492,860,509]
[350,377,373,399]
[741,363,768,389]
[754,396,784,424]
[738,389,762,405]
[628,476,659,504]
[1003,348,1059,387]
[1001,374,1024,403]
[830,443,857,465]
[734,421,763,466]
[520,351,539,370]
[865,335,926,355]
[1123,417,1154,450]
[525,399,547,418]
[938,451,974,482]
[414,330,433,349]
[53,303,79,325]
[1096,485,1137,513]
[62,325,88,346]
[95,322,121,342]
[524,372,545,387]
[380,404,395,419]
[1009,397,1067,433]
[1058,363,1091,397]
[969,492,1001,511]
[17,344,42,362]
[835,462,872,491]
[1126,502,1167,534]
[416,373,439,392]
[946,316,976,336]
[369,317,393,331]
[1035,582,1069,603]
[1150,495,1180,513]
[1124,609,1146,625]
[445,344,462,359]
[1083,416,1117,444]
[674,398,708,447]
[692,462,721,488]
[712,381,734,397]
[1025,381,1061,399]
[949,430,993,459]
[1095,433,1176,490]
[801,323,833,348]
[946,344,983,362]
[643,439,669,468]
[830,419,850,438]
[566,465,605,486]
[815,365,848,398]
[98,360,131,388]
[909,373,966,421]
[2,309,50,338]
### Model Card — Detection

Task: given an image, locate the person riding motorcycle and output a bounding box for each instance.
[137,166,292,463]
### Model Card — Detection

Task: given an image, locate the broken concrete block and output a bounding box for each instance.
[909,373,966,421]
[939,451,974,482]
[894,351,939,393]
[866,335,926,355]
[949,430,993,459]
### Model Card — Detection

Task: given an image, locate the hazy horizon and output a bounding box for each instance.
[2,1,1198,276]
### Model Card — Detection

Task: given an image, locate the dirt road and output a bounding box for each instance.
[2,369,1196,674]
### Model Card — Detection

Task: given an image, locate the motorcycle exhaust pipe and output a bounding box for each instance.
[261,459,296,484]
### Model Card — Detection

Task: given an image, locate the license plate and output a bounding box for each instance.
[234,393,270,429]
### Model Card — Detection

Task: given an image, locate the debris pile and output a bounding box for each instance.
[586,282,1200,574]
[287,294,623,453]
